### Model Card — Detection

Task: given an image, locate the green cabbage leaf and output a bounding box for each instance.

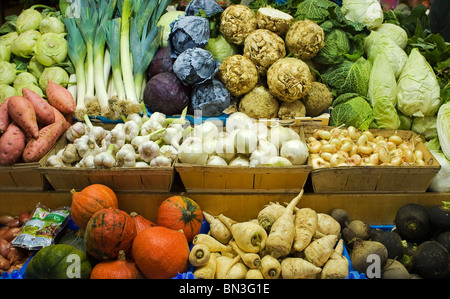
[330,93,374,130]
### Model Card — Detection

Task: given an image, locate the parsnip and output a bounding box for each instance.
[218,214,267,253]
[281,257,322,279]
[260,255,281,279]
[321,254,349,279]
[257,202,286,232]
[203,211,232,244]
[229,240,261,269]
[189,244,211,267]
[265,190,304,258]
[314,213,341,238]
[193,234,233,253]
[246,268,264,279]
[293,207,318,252]
[193,252,217,279]
[304,234,338,267]
[216,255,248,279]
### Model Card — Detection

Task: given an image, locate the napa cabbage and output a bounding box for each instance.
[367,53,400,129]
[396,48,442,118]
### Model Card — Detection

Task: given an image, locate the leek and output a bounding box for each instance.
[104,18,126,102]
[75,0,98,101]
[120,0,139,114]
[93,0,117,116]
[64,17,87,119]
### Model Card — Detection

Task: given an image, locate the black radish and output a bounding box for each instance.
[394,203,431,243]
[411,241,450,279]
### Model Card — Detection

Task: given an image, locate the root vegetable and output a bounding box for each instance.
[22,107,69,162]
[218,214,267,253]
[193,252,217,279]
[411,240,449,279]
[0,122,25,166]
[265,190,304,258]
[18,211,30,226]
[229,240,261,269]
[394,203,431,243]
[280,257,322,279]
[7,96,39,139]
[1,227,21,242]
[46,80,76,114]
[22,87,55,125]
[216,255,248,279]
[260,255,281,279]
[257,202,286,232]
[246,268,264,279]
[321,253,349,279]
[189,244,211,267]
[0,238,12,257]
[304,234,338,267]
[193,234,233,253]
[371,230,405,260]
[330,208,350,228]
[314,213,341,238]
[203,211,232,244]
[0,215,15,226]
[345,220,370,240]
[0,99,10,133]
[382,259,411,279]
[293,207,318,252]
[0,255,10,271]
[350,239,388,276]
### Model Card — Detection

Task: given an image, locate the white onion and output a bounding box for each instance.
[178,137,209,165]
[206,155,228,166]
[203,138,217,155]
[226,112,252,133]
[234,129,258,155]
[193,121,219,142]
[250,139,278,165]
[269,125,294,149]
[215,134,236,162]
[268,156,293,166]
[280,139,309,165]
[229,155,250,166]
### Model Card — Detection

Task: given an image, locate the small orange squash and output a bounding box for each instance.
[70,184,118,229]
[157,195,203,243]
[132,226,189,279]
[130,212,156,234]
[90,250,143,279]
[84,208,136,260]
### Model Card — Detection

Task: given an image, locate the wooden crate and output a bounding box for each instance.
[175,125,312,193]
[39,129,175,193]
[303,125,441,193]
[175,163,311,193]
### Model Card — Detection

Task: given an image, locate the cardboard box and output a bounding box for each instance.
[303,125,441,193]
[39,126,175,193]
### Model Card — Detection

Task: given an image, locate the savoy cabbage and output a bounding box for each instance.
[329,93,374,130]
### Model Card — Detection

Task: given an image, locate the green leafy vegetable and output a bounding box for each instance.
[341,0,383,30]
[437,101,450,160]
[35,32,68,66]
[330,93,374,130]
[322,57,372,96]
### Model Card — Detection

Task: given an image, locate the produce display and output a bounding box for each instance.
[0,0,449,281]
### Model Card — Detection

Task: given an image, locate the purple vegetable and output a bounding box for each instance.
[143,72,191,116]
[147,47,174,79]
[190,79,231,117]
[185,0,223,17]
[173,47,219,86]
[168,16,210,58]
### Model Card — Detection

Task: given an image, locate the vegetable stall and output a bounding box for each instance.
[0,0,449,281]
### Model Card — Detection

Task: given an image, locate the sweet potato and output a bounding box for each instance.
[46,80,76,114]
[7,96,39,139]
[22,108,69,162]
[0,98,10,133]
[22,87,55,125]
[0,122,26,166]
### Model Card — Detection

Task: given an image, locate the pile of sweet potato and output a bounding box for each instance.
[0,81,75,165]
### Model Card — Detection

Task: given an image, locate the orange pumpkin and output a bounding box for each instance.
[70,184,118,229]
[132,226,189,279]
[130,212,156,234]
[157,196,203,243]
[84,208,136,260]
[90,250,143,279]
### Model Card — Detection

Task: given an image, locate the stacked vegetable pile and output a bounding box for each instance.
[44,109,187,168]
[335,201,450,279]
[177,112,309,166]
[193,190,350,279]
[0,5,70,101]
[0,211,32,276]
[23,184,205,279]
[0,82,74,165]
[307,125,428,169]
